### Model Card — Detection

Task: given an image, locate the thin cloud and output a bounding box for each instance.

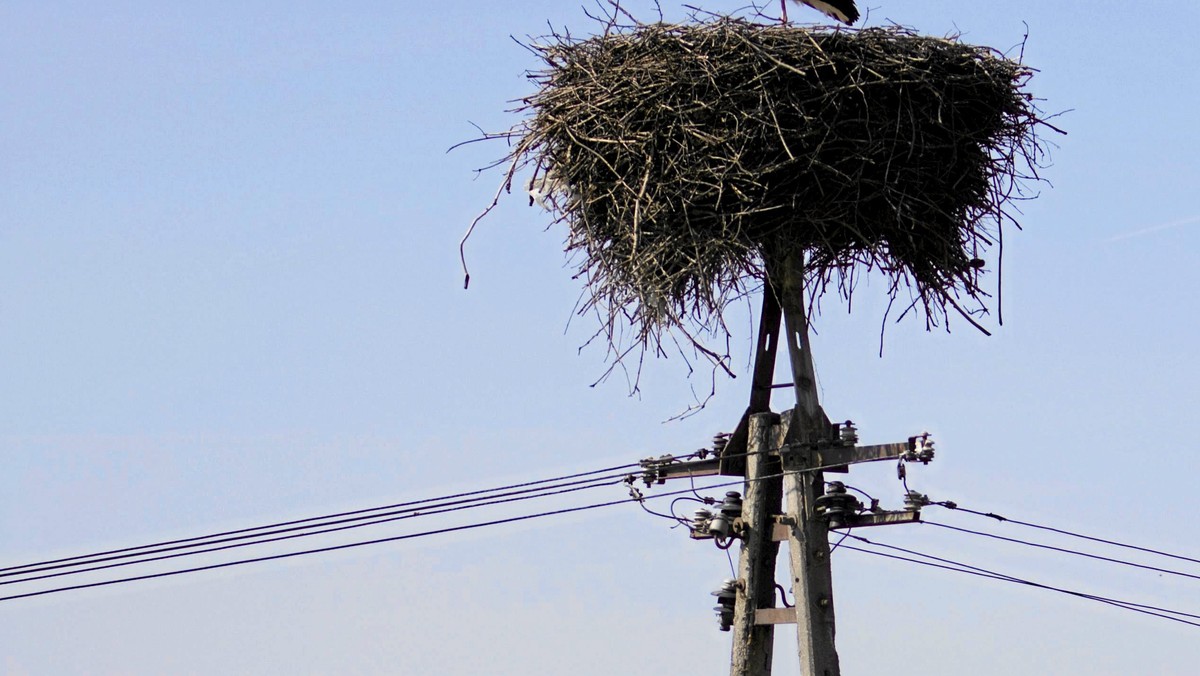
[1105,215,1200,243]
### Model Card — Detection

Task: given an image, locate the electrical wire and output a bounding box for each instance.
[933,503,1200,567]
[3,471,636,581]
[669,496,709,530]
[670,495,708,513]
[922,520,1200,583]
[2,475,630,587]
[0,459,652,576]
[839,533,1200,629]
[774,583,794,608]
[840,544,1200,629]
[687,468,715,502]
[829,528,852,554]
[15,448,1195,635]
[0,473,773,603]
[0,496,637,603]
[714,536,737,551]
[633,494,690,526]
[836,482,878,505]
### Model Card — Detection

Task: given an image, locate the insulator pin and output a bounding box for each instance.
[839,420,858,446]
[814,482,862,530]
[708,492,743,541]
[711,579,738,632]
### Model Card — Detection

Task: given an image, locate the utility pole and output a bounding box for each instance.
[653,254,932,676]
[717,251,842,676]
[777,253,840,676]
[730,412,783,676]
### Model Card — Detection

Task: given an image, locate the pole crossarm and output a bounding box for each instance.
[654,437,922,479]
[769,509,920,541]
[780,440,913,473]
[831,511,921,529]
[656,458,721,480]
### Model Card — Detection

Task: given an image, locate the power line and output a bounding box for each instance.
[0,496,636,603]
[9,455,1198,644]
[2,471,636,580]
[840,544,1200,629]
[1,475,630,587]
[922,520,1200,583]
[839,533,1200,629]
[1,447,746,583]
[7,446,765,580]
[0,473,764,603]
[0,461,653,576]
[934,502,1200,567]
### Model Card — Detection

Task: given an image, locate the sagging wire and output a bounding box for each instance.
[3,472,786,604]
[3,460,651,578]
[626,484,691,528]
[671,496,713,531]
[6,474,634,587]
[921,520,1200,583]
[839,532,1200,630]
[930,502,1200,567]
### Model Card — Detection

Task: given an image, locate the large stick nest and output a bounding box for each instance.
[475,16,1054,387]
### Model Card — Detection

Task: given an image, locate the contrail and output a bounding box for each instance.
[1105,215,1200,243]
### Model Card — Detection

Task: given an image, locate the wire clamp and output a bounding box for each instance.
[637,454,679,486]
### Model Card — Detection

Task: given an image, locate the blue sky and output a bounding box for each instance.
[2,1,1198,674]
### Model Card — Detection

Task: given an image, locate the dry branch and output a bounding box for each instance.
[473,14,1055,391]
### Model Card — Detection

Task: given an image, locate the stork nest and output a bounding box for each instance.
[471,15,1055,386]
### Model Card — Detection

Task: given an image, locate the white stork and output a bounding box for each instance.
[782,0,860,24]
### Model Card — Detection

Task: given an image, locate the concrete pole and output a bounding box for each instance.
[730,412,784,676]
